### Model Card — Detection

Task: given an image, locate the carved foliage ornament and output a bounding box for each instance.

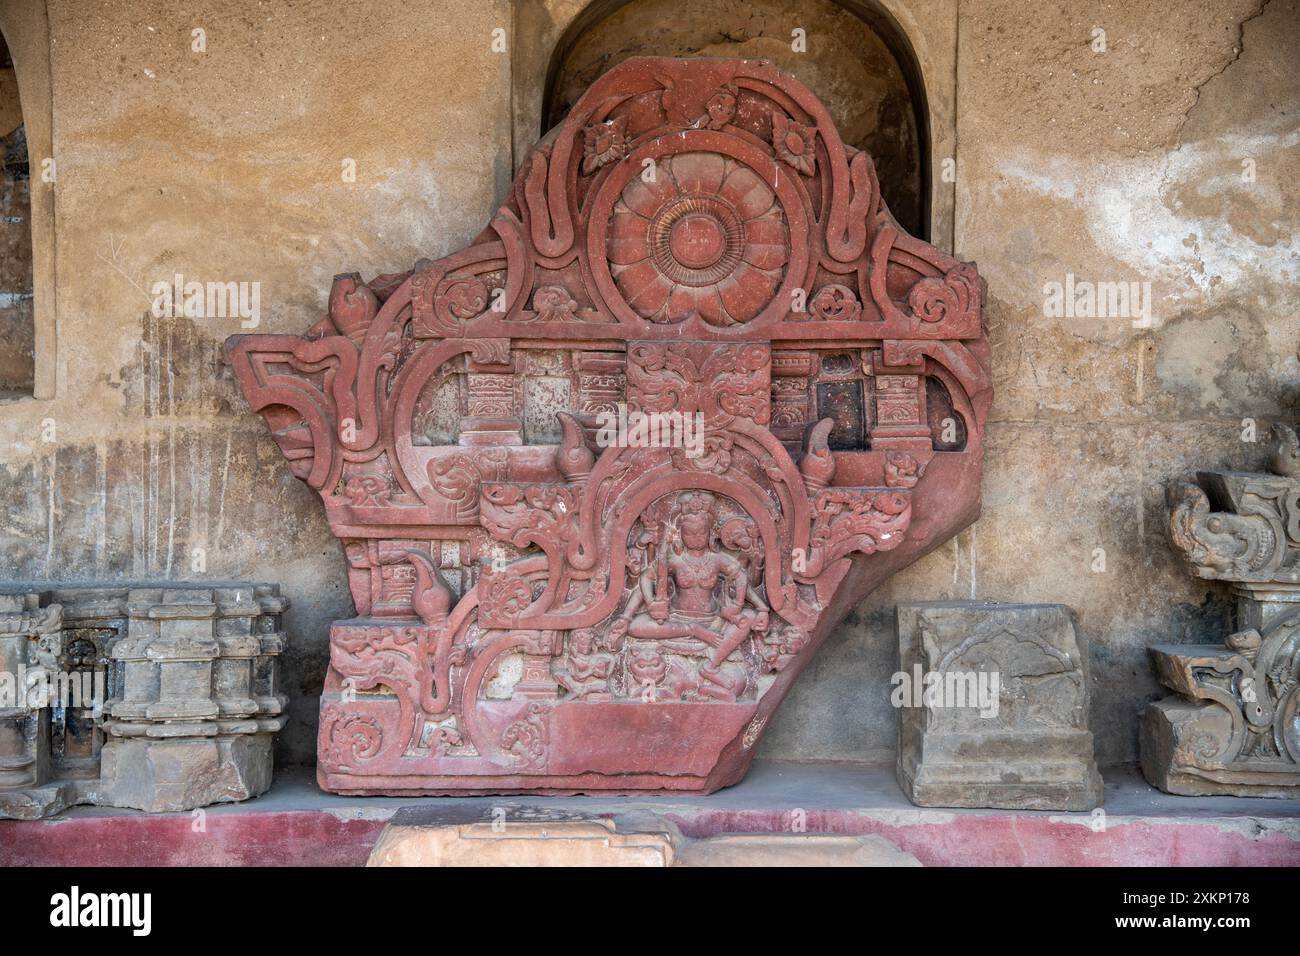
[227,57,992,794]
[1150,421,1300,794]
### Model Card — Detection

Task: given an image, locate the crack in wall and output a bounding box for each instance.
[1173,0,1271,148]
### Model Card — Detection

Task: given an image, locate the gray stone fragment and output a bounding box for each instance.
[896,601,1103,811]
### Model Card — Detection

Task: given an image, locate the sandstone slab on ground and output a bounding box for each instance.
[365,805,921,866]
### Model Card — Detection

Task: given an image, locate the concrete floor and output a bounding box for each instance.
[4,760,1298,866]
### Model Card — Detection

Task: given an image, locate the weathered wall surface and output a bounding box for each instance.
[0,0,513,762]
[0,0,1293,768]
[768,0,1300,765]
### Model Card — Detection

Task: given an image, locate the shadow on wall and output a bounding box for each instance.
[542,0,929,239]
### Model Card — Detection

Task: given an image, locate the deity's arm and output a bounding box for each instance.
[634,567,655,607]
[717,554,748,617]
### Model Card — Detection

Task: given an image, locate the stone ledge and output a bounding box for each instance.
[2,761,1296,867]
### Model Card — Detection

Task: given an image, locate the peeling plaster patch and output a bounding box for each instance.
[996,128,1300,325]
[1154,311,1262,412]
[995,157,1078,202]
[365,160,446,253]
[1172,0,1272,147]
[1102,130,1300,299]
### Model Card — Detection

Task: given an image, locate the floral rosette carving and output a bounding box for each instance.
[531,285,580,322]
[477,565,534,625]
[771,112,817,176]
[502,703,551,767]
[704,89,737,129]
[809,284,863,322]
[321,713,384,771]
[344,475,391,506]
[607,152,788,326]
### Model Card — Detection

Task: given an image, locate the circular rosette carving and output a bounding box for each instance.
[606,152,789,326]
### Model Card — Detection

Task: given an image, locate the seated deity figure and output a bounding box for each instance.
[613,492,769,685]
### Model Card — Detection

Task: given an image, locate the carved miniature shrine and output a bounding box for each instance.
[228,57,991,794]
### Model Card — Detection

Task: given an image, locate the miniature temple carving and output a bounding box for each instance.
[1145,423,1300,797]
[0,584,289,818]
[228,57,992,794]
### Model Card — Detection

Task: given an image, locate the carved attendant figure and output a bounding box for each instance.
[554,628,613,700]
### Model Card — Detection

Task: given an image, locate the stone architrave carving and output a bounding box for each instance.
[1146,423,1300,797]
[227,57,992,795]
[0,584,289,818]
[895,602,1102,810]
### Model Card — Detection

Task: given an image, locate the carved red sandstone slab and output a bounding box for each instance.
[226,57,992,794]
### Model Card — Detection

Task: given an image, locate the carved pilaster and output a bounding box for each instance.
[869,351,930,450]
[0,594,61,792]
[460,352,521,446]
[770,350,814,444]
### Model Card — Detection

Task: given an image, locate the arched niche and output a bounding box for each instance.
[0,29,32,397]
[536,0,931,240]
[0,3,55,400]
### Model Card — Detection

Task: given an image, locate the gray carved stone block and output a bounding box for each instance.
[95,584,289,812]
[1150,426,1300,797]
[1141,585,1300,797]
[896,601,1102,810]
[0,582,289,818]
[0,593,62,793]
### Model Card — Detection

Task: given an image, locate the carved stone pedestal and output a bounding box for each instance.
[1146,449,1300,797]
[0,584,289,818]
[896,602,1102,810]
[228,57,993,795]
[93,586,289,812]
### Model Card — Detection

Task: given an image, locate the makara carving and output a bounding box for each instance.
[1146,422,1300,796]
[227,58,992,794]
